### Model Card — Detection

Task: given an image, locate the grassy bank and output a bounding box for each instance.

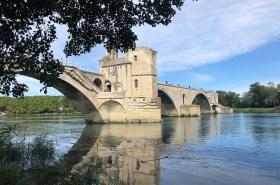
[234,107,280,113]
[0,96,80,114]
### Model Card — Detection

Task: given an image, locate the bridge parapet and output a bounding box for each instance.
[158,82,215,93]
[60,60,99,75]
[64,67,102,93]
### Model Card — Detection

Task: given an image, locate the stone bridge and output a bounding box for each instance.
[158,83,218,116]
[19,47,232,123]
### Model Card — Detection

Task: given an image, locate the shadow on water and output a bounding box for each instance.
[62,124,103,171]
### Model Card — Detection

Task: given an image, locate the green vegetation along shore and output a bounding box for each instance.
[234,107,280,113]
[0,96,79,115]
[217,82,280,113]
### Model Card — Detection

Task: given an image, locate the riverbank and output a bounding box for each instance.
[0,112,82,117]
[0,96,78,114]
[234,107,280,113]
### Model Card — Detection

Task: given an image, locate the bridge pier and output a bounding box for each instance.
[180,105,200,117]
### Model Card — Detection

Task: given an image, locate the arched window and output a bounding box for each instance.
[183,94,185,104]
[93,78,102,88]
[134,79,138,88]
[134,55,137,61]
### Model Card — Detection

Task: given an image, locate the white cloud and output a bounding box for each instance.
[189,73,214,83]
[52,0,280,74]
[135,0,280,74]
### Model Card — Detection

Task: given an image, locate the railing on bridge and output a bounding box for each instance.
[158,81,215,93]
[59,60,100,75]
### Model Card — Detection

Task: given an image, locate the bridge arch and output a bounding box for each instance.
[17,71,105,123]
[99,100,126,123]
[212,104,218,112]
[158,90,178,117]
[192,93,211,113]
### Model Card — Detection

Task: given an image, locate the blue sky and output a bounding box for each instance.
[17,0,280,96]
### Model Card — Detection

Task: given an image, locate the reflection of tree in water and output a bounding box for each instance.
[248,115,280,145]
[0,125,128,185]
[62,124,102,171]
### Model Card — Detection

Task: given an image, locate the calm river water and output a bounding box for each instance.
[1,113,280,185]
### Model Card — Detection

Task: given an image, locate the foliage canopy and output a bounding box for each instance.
[0,96,77,114]
[0,0,184,97]
[217,82,280,108]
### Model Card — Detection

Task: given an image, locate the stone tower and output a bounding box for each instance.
[99,47,158,99]
[98,47,161,122]
[126,47,158,99]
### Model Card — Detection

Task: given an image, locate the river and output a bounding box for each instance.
[1,113,279,185]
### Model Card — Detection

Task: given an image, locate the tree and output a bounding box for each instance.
[217,90,240,108]
[217,90,227,106]
[248,82,267,107]
[0,0,185,97]
[225,92,240,107]
[265,85,278,107]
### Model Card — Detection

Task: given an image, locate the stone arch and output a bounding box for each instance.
[158,90,178,117]
[212,104,218,112]
[99,100,126,123]
[93,78,102,89]
[192,93,211,113]
[17,72,105,123]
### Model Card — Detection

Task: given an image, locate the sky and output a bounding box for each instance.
[17,0,280,96]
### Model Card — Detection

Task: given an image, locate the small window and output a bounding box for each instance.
[93,78,102,88]
[134,55,137,61]
[105,81,112,92]
[134,79,138,88]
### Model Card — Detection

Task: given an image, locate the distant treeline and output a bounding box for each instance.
[0,96,78,114]
[217,82,280,108]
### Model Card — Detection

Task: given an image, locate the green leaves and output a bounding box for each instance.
[1,0,184,97]
[0,0,63,97]
[0,96,78,114]
[217,82,280,108]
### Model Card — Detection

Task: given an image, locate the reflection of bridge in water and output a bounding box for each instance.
[63,116,223,185]
[18,47,232,123]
